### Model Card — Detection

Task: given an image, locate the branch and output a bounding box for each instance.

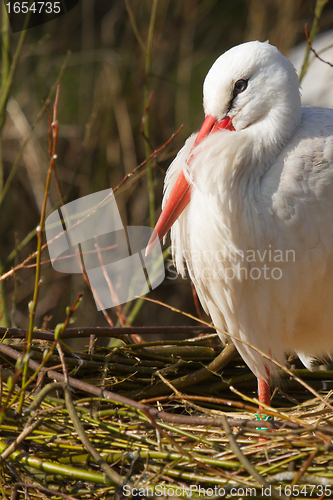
[305,25,333,69]
[0,324,215,341]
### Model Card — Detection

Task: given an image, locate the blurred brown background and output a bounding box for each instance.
[1,0,333,335]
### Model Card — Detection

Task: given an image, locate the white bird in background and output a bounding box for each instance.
[146,41,333,408]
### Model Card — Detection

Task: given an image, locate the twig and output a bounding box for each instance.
[64,385,123,486]
[113,124,183,195]
[124,0,146,54]
[0,417,41,461]
[299,0,330,82]
[57,342,69,386]
[155,369,218,415]
[141,394,263,413]
[18,85,62,414]
[44,93,65,206]
[304,25,333,68]
[0,325,215,341]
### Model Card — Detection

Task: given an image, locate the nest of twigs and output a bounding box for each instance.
[0,326,333,499]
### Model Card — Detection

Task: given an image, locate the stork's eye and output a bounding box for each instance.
[234,79,248,95]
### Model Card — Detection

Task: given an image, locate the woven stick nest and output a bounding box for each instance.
[0,326,333,499]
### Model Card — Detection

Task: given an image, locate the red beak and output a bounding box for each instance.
[146,115,234,255]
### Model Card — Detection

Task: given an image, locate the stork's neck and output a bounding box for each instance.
[244,98,302,176]
[191,97,302,217]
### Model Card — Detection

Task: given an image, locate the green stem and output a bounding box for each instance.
[0,4,11,329]
[144,0,158,228]
[299,0,330,82]
[0,10,29,133]
[17,87,60,414]
[0,2,10,195]
[1,4,10,94]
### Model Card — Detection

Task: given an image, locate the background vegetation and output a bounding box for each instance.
[1,0,333,335]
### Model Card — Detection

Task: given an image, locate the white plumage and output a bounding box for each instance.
[147,41,333,404]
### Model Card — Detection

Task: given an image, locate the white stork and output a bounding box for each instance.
[146,41,333,407]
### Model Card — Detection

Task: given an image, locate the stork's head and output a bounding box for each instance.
[146,41,301,255]
[203,41,301,132]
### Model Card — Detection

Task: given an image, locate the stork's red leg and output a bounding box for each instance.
[258,374,271,408]
[256,373,272,438]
